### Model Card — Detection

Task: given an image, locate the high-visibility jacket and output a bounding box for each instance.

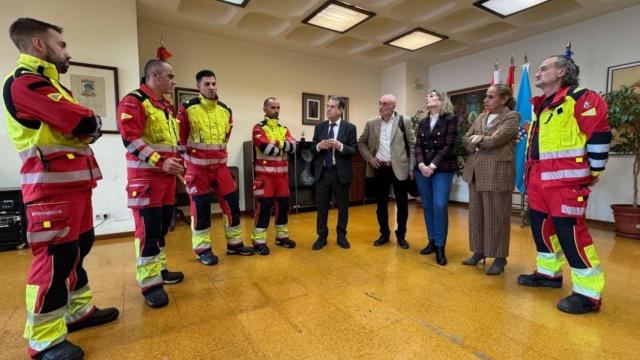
[2,54,102,203]
[526,86,611,187]
[252,117,296,176]
[117,84,180,173]
[177,95,231,167]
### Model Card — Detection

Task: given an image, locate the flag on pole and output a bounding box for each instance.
[490,61,501,85]
[506,56,516,88]
[514,63,532,193]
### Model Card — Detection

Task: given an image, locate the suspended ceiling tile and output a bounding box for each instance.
[511,0,582,25]
[236,12,290,36]
[460,22,517,43]
[285,25,335,46]
[428,8,492,34]
[349,16,408,40]
[353,0,402,9]
[422,39,468,56]
[325,36,371,54]
[177,0,236,25]
[390,0,458,22]
[360,45,405,61]
[254,0,321,17]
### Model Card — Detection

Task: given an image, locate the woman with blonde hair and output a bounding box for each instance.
[461,83,519,275]
[415,89,459,266]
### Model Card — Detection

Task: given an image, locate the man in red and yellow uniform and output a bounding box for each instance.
[178,70,254,265]
[250,97,297,255]
[3,18,118,360]
[117,59,185,308]
[518,54,612,314]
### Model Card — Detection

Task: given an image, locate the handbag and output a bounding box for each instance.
[398,116,420,197]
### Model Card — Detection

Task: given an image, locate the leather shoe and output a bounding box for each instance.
[337,238,350,249]
[435,246,447,266]
[312,238,327,250]
[485,257,507,275]
[420,240,435,255]
[557,293,600,314]
[517,272,562,288]
[67,307,119,333]
[397,237,409,249]
[462,253,485,266]
[35,340,83,360]
[373,234,390,246]
[144,287,169,308]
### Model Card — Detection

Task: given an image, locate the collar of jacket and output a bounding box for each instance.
[17,53,59,80]
[531,85,571,112]
[140,83,172,110]
[264,116,279,128]
[199,94,219,108]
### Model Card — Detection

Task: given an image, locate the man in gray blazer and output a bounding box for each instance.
[358,94,416,248]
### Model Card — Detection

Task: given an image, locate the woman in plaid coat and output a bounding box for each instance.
[461,84,519,275]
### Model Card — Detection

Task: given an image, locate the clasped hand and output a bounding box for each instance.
[318,139,341,150]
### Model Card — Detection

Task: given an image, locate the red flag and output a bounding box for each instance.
[506,63,516,88]
[157,45,172,61]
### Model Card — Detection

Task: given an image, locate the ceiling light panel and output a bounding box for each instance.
[303,1,375,34]
[474,0,550,18]
[385,28,448,51]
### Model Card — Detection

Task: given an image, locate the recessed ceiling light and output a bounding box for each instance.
[473,0,550,18]
[302,0,375,34]
[217,0,249,7]
[384,28,448,51]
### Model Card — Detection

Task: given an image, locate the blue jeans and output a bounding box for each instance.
[415,170,455,247]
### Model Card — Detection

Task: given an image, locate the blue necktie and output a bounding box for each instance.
[324,122,336,167]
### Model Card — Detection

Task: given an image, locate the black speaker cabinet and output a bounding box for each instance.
[0,188,27,251]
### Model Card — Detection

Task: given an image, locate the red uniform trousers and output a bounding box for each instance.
[252,173,290,244]
[24,189,97,357]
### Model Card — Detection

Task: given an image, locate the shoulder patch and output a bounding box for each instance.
[120,113,133,120]
[581,108,597,117]
[47,93,62,102]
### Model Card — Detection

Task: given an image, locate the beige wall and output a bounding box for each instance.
[428,5,640,222]
[137,21,382,210]
[0,0,140,234]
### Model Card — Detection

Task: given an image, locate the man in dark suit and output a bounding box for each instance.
[311,96,357,250]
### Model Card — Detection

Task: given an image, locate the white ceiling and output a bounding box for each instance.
[137,0,640,68]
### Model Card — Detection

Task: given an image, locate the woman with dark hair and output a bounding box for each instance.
[415,89,459,266]
[461,84,519,275]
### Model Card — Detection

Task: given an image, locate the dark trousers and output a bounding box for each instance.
[316,167,350,240]
[374,165,409,238]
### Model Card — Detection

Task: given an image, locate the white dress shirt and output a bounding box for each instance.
[317,118,343,165]
[376,115,394,162]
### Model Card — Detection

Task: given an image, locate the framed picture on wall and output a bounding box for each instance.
[606,60,640,94]
[448,84,490,129]
[329,95,349,122]
[302,92,324,125]
[173,87,200,111]
[59,61,119,133]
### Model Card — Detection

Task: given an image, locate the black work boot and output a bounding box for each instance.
[396,237,409,249]
[517,272,562,288]
[275,238,296,248]
[254,243,270,256]
[557,293,600,314]
[35,340,84,360]
[161,269,184,284]
[226,244,256,256]
[144,287,169,308]
[373,234,390,246]
[67,307,120,333]
[197,250,219,266]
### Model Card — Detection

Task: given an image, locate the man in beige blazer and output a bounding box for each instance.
[358,94,416,248]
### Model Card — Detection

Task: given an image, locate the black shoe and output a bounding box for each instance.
[67,307,119,333]
[517,272,562,288]
[161,269,184,285]
[35,340,84,360]
[197,250,219,266]
[462,253,485,266]
[557,293,600,314]
[486,257,507,275]
[337,238,350,249]
[373,234,390,246]
[420,240,435,255]
[435,246,447,266]
[397,237,409,249]
[275,238,296,249]
[254,243,270,256]
[226,244,256,256]
[144,287,169,308]
[312,238,327,251]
